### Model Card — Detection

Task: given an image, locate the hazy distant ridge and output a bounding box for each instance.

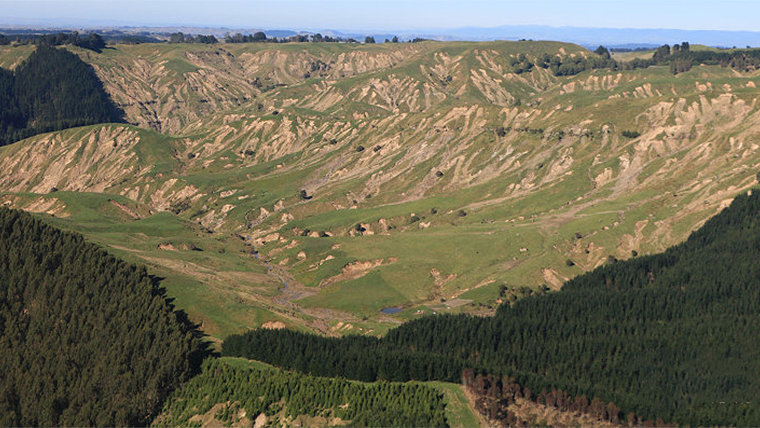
[3,22,760,47]
[437,25,760,47]
[4,21,760,47]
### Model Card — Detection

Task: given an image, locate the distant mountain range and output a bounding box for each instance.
[434,25,760,48]
[3,23,760,48]
[324,26,760,48]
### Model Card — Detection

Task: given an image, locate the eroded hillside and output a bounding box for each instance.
[1,40,759,341]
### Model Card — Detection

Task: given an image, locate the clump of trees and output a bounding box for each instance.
[531,47,616,76]
[663,43,760,74]
[224,32,267,43]
[288,33,356,43]
[168,32,218,44]
[613,41,760,74]
[510,54,534,74]
[510,41,760,77]
[594,45,611,58]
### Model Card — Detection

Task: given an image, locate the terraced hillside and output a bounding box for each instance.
[1,41,758,343]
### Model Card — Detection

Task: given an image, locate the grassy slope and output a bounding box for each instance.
[426,382,483,428]
[1,41,759,343]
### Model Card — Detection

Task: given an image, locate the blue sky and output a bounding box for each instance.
[0,0,756,32]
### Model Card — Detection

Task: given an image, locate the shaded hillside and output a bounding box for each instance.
[0,45,123,146]
[223,189,760,426]
[0,208,209,426]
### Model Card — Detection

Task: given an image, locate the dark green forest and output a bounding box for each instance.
[157,358,447,427]
[224,190,760,426]
[0,208,209,426]
[0,45,123,147]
